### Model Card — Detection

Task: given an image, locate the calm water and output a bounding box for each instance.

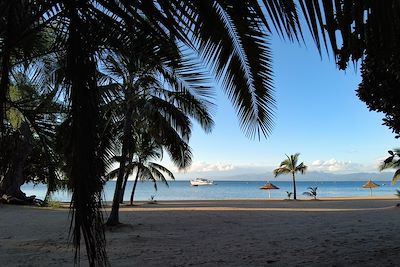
[21,180,399,202]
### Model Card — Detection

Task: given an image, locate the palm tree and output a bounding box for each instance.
[273,153,307,200]
[303,186,318,200]
[108,132,175,206]
[101,48,214,225]
[128,134,177,205]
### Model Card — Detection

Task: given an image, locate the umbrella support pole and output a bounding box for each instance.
[268,191,271,199]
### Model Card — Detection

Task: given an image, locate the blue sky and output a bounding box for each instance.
[162,33,398,179]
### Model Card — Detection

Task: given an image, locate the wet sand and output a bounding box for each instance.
[1,198,400,266]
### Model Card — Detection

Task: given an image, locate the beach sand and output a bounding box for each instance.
[1,198,400,266]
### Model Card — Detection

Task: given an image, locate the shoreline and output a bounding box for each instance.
[36,195,400,208]
[45,197,400,212]
[106,195,400,204]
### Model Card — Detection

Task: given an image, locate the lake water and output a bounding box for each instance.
[21,180,400,202]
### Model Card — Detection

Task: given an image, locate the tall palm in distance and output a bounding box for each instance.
[273,153,307,200]
[127,132,178,205]
[107,131,175,205]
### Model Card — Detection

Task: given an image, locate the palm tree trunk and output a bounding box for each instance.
[292,173,297,200]
[119,171,130,204]
[0,121,34,200]
[0,15,11,185]
[0,48,9,134]
[130,168,141,205]
[0,8,10,134]
[106,105,133,225]
[65,4,107,265]
[44,187,52,203]
[119,151,134,203]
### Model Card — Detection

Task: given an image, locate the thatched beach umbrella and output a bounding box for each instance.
[362,180,380,197]
[260,182,279,199]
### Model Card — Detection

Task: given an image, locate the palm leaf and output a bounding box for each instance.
[190,1,275,139]
[147,165,169,188]
[392,169,400,185]
[148,162,175,181]
[302,191,313,197]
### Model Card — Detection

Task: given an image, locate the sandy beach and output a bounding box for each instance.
[1,198,400,266]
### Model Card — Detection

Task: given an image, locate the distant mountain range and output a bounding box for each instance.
[184,171,394,181]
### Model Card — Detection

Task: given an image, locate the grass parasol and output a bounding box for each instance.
[260,182,280,199]
[362,180,380,197]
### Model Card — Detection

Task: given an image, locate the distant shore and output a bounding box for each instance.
[2,198,400,266]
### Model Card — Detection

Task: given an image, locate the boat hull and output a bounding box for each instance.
[190,179,213,186]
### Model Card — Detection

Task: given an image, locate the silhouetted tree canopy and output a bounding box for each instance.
[357,54,400,138]
[300,1,400,137]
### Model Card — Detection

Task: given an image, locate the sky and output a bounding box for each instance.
[161,32,399,180]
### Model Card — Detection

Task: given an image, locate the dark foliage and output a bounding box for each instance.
[380,149,400,184]
[357,51,400,138]
[299,1,400,137]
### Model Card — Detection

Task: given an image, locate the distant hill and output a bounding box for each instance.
[187,171,394,181]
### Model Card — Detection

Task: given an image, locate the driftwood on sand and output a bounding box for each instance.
[0,194,43,206]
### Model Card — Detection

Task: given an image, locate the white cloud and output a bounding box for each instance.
[170,161,274,179]
[309,159,364,173]
[179,161,235,173]
[167,159,384,180]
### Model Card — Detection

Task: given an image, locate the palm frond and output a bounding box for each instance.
[392,169,400,185]
[161,90,214,134]
[118,0,300,139]
[273,166,291,177]
[296,162,307,174]
[302,191,313,197]
[303,186,318,199]
[147,97,192,142]
[146,109,192,169]
[189,1,276,139]
[297,1,400,67]
[158,44,215,101]
[147,165,169,188]
[148,162,175,181]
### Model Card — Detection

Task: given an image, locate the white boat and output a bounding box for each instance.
[190,178,214,186]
